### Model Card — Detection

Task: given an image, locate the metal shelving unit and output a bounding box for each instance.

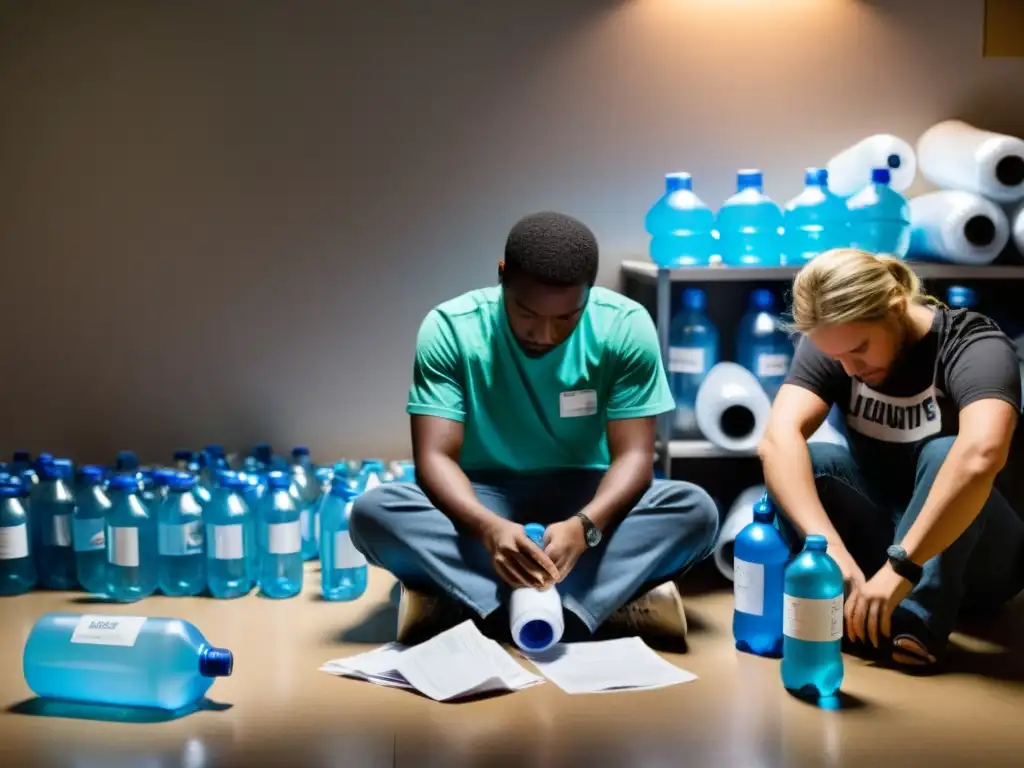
[621,259,1024,477]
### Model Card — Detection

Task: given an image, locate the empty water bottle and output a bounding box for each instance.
[781,534,844,699]
[847,167,911,258]
[645,172,717,267]
[34,458,78,590]
[289,447,322,561]
[257,471,303,598]
[717,169,784,267]
[73,466,111,595]
[320,481,367,601]
[157,473,206,597]
[783,168,849,264]
[736,289,793,400]
[669,288,719,437]
[0,475,36,595]
[733,496,790,658]
[206,471,255,599]
[105,473,159,602]
[23,612,233,710]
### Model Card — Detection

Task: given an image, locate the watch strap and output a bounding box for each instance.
[887,545,923,585]
[575,512,599,547]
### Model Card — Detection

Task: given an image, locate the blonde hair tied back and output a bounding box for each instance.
[790,248,936,335]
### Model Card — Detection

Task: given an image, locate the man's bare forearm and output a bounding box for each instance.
[416,452,501,538]
[578,450,653,530]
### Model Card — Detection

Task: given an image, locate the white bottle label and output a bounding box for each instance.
[733,558,765,616]
[108,526,140,567]
[46,514,73,547]
[783,594,844,642]
[267,521,301,554]
[73,518,106,552]
[757,353,791,378]
[332,531,367,570]
[209,524,245,560]
[159,522,204,556]
[0,524,29,560]
[669,346,705,374]
[70,614,148,646]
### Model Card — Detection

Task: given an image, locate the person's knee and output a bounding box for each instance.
[349,484,406,543]
[807,441,853,477]
[649,480,720,550]
[916,437,956,479]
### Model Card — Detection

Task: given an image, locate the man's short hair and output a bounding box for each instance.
[503,212,599,286]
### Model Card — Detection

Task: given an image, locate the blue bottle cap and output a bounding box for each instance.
[887,153,902,170]
[0,477,24,497]
[665,172,693,193]
[109,473,140,492]
[79,465,105,485]
[11,451,31,464]
[871,167,891,185]
[266,470,290,490]
[330,479,357,499]
[34,453,54,471]
[115,450,139,471]
[361,459,386,472]
[804,167,826,186]
[167,472,198,492]
[292,446,310,458]
[947,285,976,309]
[52,459,74,480]
[804,534,828,551]
[204,444,225,458]
[737,169,763,191]
[751,289,775,310]
[173,449,194,462]
[252,443,273,462]
[151,468,175,487]
[682,287,706,310]
[524,523,546,546]
[199,647,234,678]
[753,498,773,523]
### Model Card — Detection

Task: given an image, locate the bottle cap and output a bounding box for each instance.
[79,465,105,484]
[753,496,774,523]
[199,647,234,678]
[109,474,140,492]
[524,523,546,546]
[804,534,828,551]
[804,167,826,186]
[330,479,357,499]
[946,285,977,309]
[665,172,693,193]
[35,453,54,471]
[266,470,290,490]
[682,287,706,310]
[173,449,194,462]
[52,459,74,480]
[871,167,891,185]
[11,451,31,464]
[0,475,24,498]
[291,446,310,458]
[886,153,902,170]
[252,444,273,464]
[737,169,763,191]
[751,289,775,310]
[167,472,198,492]
[115,451,139,471]
[216,469,244,490]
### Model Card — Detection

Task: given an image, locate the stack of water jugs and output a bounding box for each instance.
[0,446,414,603]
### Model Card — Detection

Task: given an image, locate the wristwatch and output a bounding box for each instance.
[886,545,923,585]
[575,512,602,549]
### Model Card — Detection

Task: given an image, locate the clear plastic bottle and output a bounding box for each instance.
[783,167,848,264]
[157,473,206,597]
[319,481,367,601]
[736,289,793,400]
[645,172,717,267]
[72,466,111,595]
[781,534,844,699]
[23,612,233,710]
[105,473,159,602]
[847,167,912,258]
[668,287,720,437]
[257,471,303,598]
[34,458,78,590]
[0,475,36,595]
[289,447,322,561]
[205,470,255,599]
[716,169,784,267]
[733,496,790,658]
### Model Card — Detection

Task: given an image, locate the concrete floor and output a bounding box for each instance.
[1,562,1024,767]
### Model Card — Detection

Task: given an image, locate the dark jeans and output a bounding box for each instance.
[348,470,719,631]
[776,438,1024,648]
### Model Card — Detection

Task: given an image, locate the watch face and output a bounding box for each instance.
[586,526,602,547]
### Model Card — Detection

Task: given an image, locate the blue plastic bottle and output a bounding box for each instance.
[205,471,255,599]
[358,459,386,493]
[717,169,784,267]
[72,466,112,595]
[733,496,790,658]
[157,473,206,597]
[34,459,78,590]
[645,172,717,267]
[847,167,911,258]
[105,474,159,602]
[23,612,233,710]
[947,285,977,310]
[668,288,719,436]
[320,481,367,601]
[737,289,793,400]
[257,471,303,598]
[781,534,844,699]
[0,475,36,595]
[289,447,322,561]
[783,168,848,264]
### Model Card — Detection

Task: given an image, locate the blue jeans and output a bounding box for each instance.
[349,470,719,632]
[776,439,1024,648]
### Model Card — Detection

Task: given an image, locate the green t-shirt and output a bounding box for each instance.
[407,285,674,473]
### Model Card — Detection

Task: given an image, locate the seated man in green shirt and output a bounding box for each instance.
[350,212,719,646]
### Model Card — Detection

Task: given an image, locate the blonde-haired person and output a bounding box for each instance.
[759,248,1024,670]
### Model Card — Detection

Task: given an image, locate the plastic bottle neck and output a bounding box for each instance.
[199,647,234,678]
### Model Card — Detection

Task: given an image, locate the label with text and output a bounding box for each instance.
[70,614,148,646]
[783,594,844,643]
[733,558,765,616]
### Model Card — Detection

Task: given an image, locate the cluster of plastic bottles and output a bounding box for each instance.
[646,166,911,268]
[668,287,792,436]
[731,495,845,700]
[0,446,414,603]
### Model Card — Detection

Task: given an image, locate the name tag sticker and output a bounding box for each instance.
[560,389,598,418]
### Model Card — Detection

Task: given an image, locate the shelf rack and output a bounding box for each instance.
[620,259,1024,476]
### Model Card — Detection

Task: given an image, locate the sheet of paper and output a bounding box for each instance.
[521,637,698,695]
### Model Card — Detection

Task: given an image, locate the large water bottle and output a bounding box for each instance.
[289,447,322,561]
[257,471,303,599]
[23,612,233,710]
[733,496,790,658]
[717,169,784,267]
[847,167,912,258]
[72,466,111,595]
[508,523,564,652]
[947,285,977,310]
[206,471,255,599]
[34,458,78,590]
[645,172,717,267]
[783,168,848,264]
[319,481,367,601]
[781,534,844,699]
[157,473,206,597]
[0,475,36,595]
[737,289,793,400]
[105,474,159,602]
[668,287,719,437]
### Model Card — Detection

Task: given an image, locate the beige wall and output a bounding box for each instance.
[1,0,1022,463]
